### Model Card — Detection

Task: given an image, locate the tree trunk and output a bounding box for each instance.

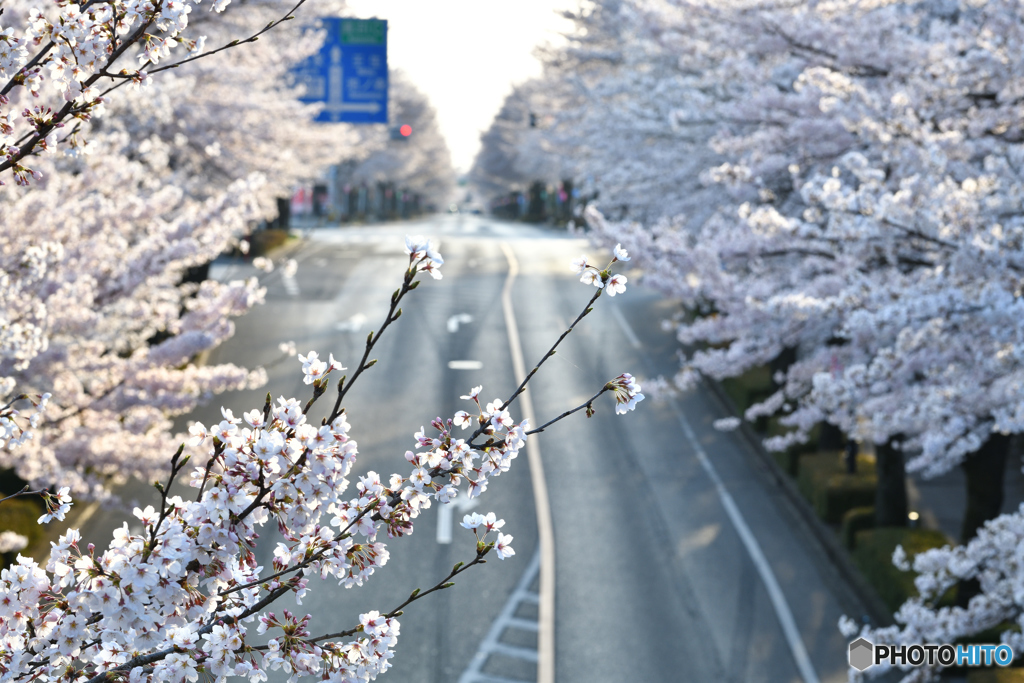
[770,346,798,391]
[955,433,1011,608]
[875,436,908,527]
[818,422,845,451]
[960,433,1010,544]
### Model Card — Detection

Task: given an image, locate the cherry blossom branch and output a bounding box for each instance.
[2,15,158,170]
[525,386,610,435]
[1,0,311,176]
[0,485,45,505]
[150,0,307,76]
[464,288,603,448]
[143,444,189,560]
[307,554,489,644]
[327,256,429,423]
[87,0,309,109]
[760,20,889,77]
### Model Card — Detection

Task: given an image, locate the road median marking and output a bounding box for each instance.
[499,242,555,683]
[448,360,484,370]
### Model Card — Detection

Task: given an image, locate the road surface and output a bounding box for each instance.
[91,214,871,682]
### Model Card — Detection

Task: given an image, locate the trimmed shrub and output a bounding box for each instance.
[852,527,953,612]
[720,365,773,415]
[841,506,875,550]
[0,496,45,566]
[798,451,877,524]
[720,365,818,477]
[968,670,1024,681]
[248,228,290,257]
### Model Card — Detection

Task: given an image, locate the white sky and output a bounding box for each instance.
[343,0,575,173]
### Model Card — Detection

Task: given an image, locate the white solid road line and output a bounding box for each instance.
[611,304,821,683]
[499,243,556,683]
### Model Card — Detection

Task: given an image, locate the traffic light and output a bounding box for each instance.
[390,124,412,140]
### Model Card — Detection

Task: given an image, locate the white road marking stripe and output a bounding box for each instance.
[506,617,539,632]
[447,313,474,333]
[610,305,642,349]
[436,493,479,544]
[448,360,483,370]
[611,305,821,683]
[488,642,539,663]
[335,313,367,332]
[499,242,556,683]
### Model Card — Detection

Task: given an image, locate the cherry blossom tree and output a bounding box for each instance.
[469,79,566,207]
[494,0,1024,669]
[0,148,271,500]
[0,0,386,500]
[0,238,643,681]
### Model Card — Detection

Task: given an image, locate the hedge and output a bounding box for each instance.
[852,527,954,612]
[841,506,875,550]
[797,451,877,524]
[248,228,291,257]
[968,670,1024,681]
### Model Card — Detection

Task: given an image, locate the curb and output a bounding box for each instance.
[703,378,896,628]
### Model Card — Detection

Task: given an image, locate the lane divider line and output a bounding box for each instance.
[610,305,821,683]
[500,242,556,683]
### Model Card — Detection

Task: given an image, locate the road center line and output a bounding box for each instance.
[610,305,821,683]
[448,360,484,370]
[499,242,556,683]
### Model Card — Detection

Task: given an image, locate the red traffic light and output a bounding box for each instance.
[399,124,412,137]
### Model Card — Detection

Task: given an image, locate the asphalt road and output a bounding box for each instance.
[87,214,871,682]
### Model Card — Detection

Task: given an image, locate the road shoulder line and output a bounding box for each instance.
[611,303,821,683]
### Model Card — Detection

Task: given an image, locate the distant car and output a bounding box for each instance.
[470,208,483,215]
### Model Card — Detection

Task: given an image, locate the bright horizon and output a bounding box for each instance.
[343,0,575,175]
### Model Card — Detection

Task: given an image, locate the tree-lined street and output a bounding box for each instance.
[163,215,869,682]
[4,0,1023,679]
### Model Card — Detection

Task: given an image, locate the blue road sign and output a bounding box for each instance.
[292,18,388,124]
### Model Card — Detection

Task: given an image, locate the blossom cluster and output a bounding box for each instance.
[607,373,644,415]
[0,352,520,682]
[0,393,49,451]
[0,159,268,500]
[0,0,221,183]
[841,506,1024,681]
[569,243,630,296]
[0,239,644,681]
